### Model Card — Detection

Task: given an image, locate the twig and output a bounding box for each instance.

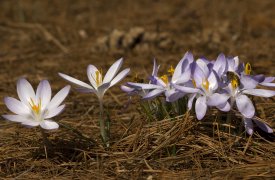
[242,135,252,155]
[4,22,69,53]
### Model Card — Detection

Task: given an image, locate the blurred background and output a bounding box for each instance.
[0,0,274,79]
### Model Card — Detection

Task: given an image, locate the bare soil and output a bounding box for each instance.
[0,0,275,179]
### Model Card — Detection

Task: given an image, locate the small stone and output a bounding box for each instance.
[159,38,173,49]
[95,36,109,52]
[109,29,125,51]
[157,32,170,41]
[122,27,145,49]
[143,32,158,43]
[79,29,88,39]
[134,43,150,53]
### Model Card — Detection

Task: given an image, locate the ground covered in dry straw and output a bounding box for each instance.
[0,0,275,179]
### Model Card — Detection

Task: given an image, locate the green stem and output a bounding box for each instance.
[40,128,51,159]
[99,98,109,147]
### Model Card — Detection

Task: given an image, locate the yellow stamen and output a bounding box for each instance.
[30,98,41,114]
[231,78,239,90]
[95,69,102,86]
[202,79,209,91]
[192,79,197,88]
[167,66,175,76]
[245,62,252,75]
[161,75,169,85]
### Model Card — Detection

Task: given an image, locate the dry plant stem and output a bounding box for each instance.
[99,97,109,148]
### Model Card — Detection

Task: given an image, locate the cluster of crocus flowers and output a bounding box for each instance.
[123,52,275,135]
[1,54,274,149]
[2,78,70,129]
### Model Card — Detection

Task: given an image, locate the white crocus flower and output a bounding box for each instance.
[2,78,70,130]
[59,58,130,147]
[58,58,130,101]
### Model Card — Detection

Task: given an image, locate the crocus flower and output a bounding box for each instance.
[2,78,70,130]
[127,53,194,102]
[175,60,230,120]
[121,59,159,96]
[224,72,275,118]
[59,58,130,147]
[59,58,130,101]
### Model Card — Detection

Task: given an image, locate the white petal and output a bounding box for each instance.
[4,97,30,115]
[174,69,191,84]
[182,51,194,65]
[47,85,70,110]
[103,58,123,84]
[174,84,199,93]
[40,120,59,130]
[207,93,230,106]
[2,114,31,122]
[216,101,231,112]
[87,64,98,89]
[227,58,235,72]
[244,118,254,135]
[172,58,184,82]
[208,71,218,91]
[263,77,274,83]
[121,85,135,93]
[21,120,40,127]
[36,80,52,110]
[152,59,160,77]
[155,77,167,87]
[45,104,65,119]
[17,78,35,106]
[97,82,110,94]
[240,75,258,89]
[143,89,165,100]
[58,73,93,89]
[196,59,209,77]
[236,95,255,118]
[193,65,205,86]
[195,96,207,120]
[260,82,275,87]
[213,53,228,76]
[243,89,275,98]
[253,119,273,133]
[165,89,184,102]
[127,82,161,89]
[233,56,239,70]
[110,68,130,87]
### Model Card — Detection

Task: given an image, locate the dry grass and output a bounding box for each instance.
[0,0,275,179]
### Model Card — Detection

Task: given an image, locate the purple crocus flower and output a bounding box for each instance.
[127,52,194,102]
[224,74,275,118]
[175,59,230,120]
[121,59,159,96]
